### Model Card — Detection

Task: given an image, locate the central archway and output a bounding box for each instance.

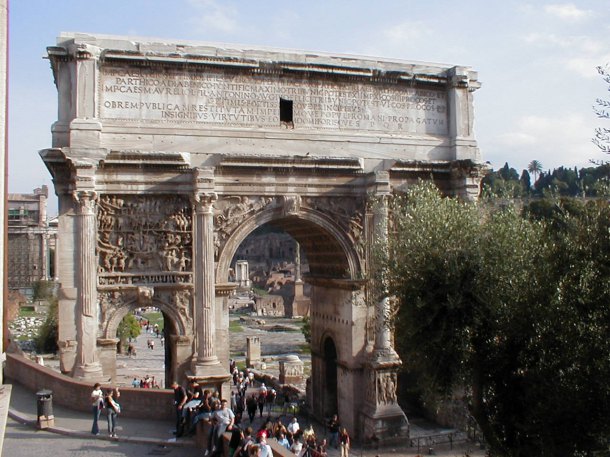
[215,199,368,434]
[217,206,361,282]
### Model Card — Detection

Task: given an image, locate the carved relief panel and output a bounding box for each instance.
[366,369,398,406]
[97,194,193,286]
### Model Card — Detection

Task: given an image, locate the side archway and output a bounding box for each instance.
[322,335,339,417]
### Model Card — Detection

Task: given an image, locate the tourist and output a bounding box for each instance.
[289,436,303,455]
[287,416,300,439]
[90,382,104,435]
[317,438,328,457]
[258,432,273,457]
[212,398,235,453]
[105,387,121,438]
[182,390,202,424]
[257,393,266,417]
[172,381,187,437]
[266,388,276,414]
[131,377,139,388]
[235,426,254,457]
[249,444,262,457]
[339,428,350,457]
[246,394,257,423]
[188,389,212,435]
[277,431,290,450]
[229,426,244,457]
[327,414,340,448]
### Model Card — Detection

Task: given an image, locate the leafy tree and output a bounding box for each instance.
[32,280,55,301]
[36,297,58,353]
[301,316,311,344]
[117,314,141,352]
[593,64,610,153]
[385,184,610,456]
[527,160,543,183]
[519,169,531,194]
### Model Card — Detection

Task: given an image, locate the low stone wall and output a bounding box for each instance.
[5,352,174,420]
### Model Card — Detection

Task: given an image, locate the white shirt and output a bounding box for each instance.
[287,420,300,435]
[91,388,103,407]
[259,442,273,457]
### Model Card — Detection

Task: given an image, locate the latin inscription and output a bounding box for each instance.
[99,66,448,135]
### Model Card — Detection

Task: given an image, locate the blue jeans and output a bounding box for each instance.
[91,405,101,434]
[107,410,117,435]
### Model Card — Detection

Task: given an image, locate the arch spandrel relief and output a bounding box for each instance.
[302,196,366,264]
[213,196,275,260]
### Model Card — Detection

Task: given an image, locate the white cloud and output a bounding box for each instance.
[544,3,591,21]
[382,21,432,47]
[522,33,609,79]
[187,0,239,34]
[492,113,599,170]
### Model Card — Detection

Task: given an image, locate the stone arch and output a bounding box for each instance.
[103,296,187,339]
[216,205,363,281]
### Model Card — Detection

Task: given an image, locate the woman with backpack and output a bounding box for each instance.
[105,387,121,438]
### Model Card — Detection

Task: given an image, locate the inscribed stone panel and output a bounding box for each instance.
[99,66,448,135]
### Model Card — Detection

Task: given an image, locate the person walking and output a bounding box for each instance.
[339,428,350,457]
[90,383,104,435]
[246,394,257,423]
[105,388,121,437]
[172,381,188,437]
[328,414,340,448]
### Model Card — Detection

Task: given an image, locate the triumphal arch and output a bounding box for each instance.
[41,33,484,440]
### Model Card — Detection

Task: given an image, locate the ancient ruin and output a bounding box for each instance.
[40,32,485,441]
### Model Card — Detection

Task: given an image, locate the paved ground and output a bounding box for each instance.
[4,379,485,457]
[4,315,486,456]
[44,316,309,389]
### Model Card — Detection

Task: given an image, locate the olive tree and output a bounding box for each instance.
[384,183,610,456]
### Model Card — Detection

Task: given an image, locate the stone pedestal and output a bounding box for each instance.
[360,350,409,444]
[279,354,304,385]
[246,336,261,368]
[98,338,119,382]
[58,339,77,375]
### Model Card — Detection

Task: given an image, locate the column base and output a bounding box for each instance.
[72,362,105,382]
[190,359,230,380]
[188,362,231,399]
[360,402,410,445]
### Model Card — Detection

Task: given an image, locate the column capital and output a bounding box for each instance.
[72,190,97,215]
[192,191,217,212]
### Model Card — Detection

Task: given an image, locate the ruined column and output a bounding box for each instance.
[72,190,103,380]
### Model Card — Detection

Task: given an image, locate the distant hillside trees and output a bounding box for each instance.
[482,161,610,198]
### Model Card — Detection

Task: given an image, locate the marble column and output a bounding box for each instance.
[191,191,227,380]
[360,174,409,442]
[72,190,103,380]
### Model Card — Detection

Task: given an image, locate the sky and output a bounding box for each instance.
[7,0,610,215]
